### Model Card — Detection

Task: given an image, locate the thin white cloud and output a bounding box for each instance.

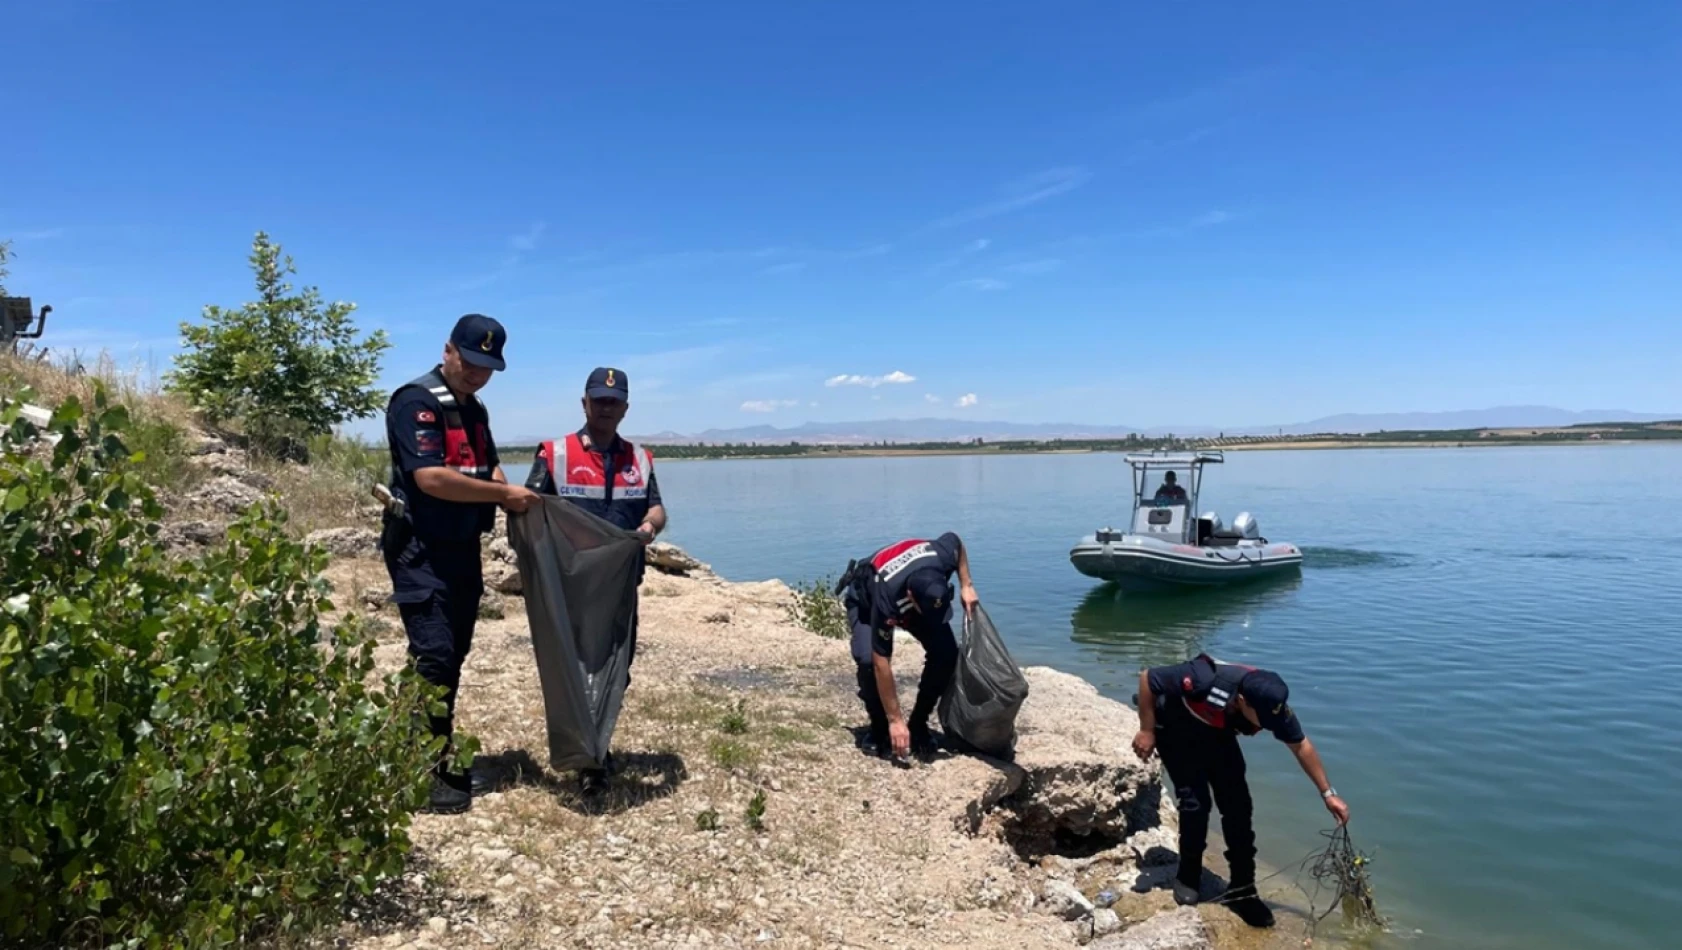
[761,261,807,275]
[1118,208,1248,242]
[450,221,548,291]
[956,393,979,408]
[951,278,1008,292]
[1004,258,1063,275]
[846,243,894,258]
[929,167,1092,230]
[825,370,917,388]
[924,393,943,404]
[741,399,799,413]
[509,221,547,252]
[13,228,66,241]
[929,237,995,273]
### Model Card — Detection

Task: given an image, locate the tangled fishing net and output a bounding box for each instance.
[1306,825,1387,932]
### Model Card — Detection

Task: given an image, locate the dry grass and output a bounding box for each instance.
[259,455,383,537]
[3,347,381,537]
[2,347,192,428]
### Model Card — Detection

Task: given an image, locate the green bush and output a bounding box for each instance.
[786,576,848,640]
[0,385,442,948]
[166,232,390,460]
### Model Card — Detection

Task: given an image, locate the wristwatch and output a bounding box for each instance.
[1322,787,1339,799]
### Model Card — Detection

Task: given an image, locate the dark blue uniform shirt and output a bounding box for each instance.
[1148,660,1306,744]
[867,532,962,657]
[386,383,500,543]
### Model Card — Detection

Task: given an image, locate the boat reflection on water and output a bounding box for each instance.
[1069,573,1303,669]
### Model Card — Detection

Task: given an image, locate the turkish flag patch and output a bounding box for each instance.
[415,409,437,423]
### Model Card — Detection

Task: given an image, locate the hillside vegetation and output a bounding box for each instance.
[2,233,445,949]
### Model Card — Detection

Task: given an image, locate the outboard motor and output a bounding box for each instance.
[1232,511,1260,540]
[1197,512,1223,545]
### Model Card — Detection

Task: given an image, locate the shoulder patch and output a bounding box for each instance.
[415,409,437,423]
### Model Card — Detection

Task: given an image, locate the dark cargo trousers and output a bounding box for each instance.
[384,532,484,753]
[846,599,959,742]
[1155,718,1257,889]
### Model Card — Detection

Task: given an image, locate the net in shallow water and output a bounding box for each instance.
[1307,825,1387,931]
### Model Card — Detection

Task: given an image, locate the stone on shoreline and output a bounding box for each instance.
[646,541,710,576]
[306,526,381,558]
[1002,668,1161,853]
[1089,907,1212,949]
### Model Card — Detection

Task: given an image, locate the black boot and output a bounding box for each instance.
[908,719,938,761]
[469,765,498,797]
[1172,867,1202,906]
[580,752,616,797]
[1219,884,1275,928]
[424,770,472,815]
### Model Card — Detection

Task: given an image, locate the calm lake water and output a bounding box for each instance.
[509,445,1682,949]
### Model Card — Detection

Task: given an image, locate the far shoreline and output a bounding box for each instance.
[501,437,1677,464]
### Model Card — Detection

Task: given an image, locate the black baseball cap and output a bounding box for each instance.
[450,314,507,371]
[1239,670,1291,729]
[585,366,629,401]
[906,567,952,616]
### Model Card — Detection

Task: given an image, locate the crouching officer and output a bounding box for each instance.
[382,314,540,814]
[838,534,978,762]
[1132,655,1351,928]
[525,366,666,794]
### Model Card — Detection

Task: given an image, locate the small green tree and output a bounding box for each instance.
[167,232,390,457]
[0,237,12,295]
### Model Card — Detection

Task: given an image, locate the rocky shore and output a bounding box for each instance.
[283,522,1316,950]
[147,433,1311,949]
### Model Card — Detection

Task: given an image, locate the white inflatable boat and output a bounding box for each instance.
[1069,450,1304,591]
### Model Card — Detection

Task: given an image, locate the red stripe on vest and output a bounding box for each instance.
[1181,656,1256,729]
[871,539,925,570]
[543,433,653,491]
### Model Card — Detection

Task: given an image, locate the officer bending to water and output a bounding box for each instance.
[1133,655,1351,928]
[382,314,540,815]
[839,534,979,761]
[525,366,666,794]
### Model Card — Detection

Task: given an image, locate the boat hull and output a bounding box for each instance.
[1070,534,1304,591]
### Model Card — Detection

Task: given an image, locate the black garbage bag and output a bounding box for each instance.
[507,497,645,771]
[938,604,1029,758]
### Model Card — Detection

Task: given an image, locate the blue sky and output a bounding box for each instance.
[5,1,1679,439]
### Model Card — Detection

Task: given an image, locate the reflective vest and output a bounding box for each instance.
[870,539,947,621]
[1180,653,1259,731]
[539,432,654,529]
[411,369,493,478]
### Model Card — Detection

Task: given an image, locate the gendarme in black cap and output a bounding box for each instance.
[1239,670,1291,730]
[585,366,628,400]
[451,314,508,371]
[906,567,952,617]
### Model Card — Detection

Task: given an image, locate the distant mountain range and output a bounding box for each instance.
[598,406,1682,446]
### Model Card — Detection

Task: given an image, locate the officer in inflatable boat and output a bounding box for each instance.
[1133,656,1350,928]
[836,534,979,762]
[382,314,541,815]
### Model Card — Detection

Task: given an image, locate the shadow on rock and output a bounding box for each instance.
[475,748,688,816]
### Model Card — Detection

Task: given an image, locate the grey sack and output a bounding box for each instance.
[938,603,1029,758]
[507,497,646,771]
